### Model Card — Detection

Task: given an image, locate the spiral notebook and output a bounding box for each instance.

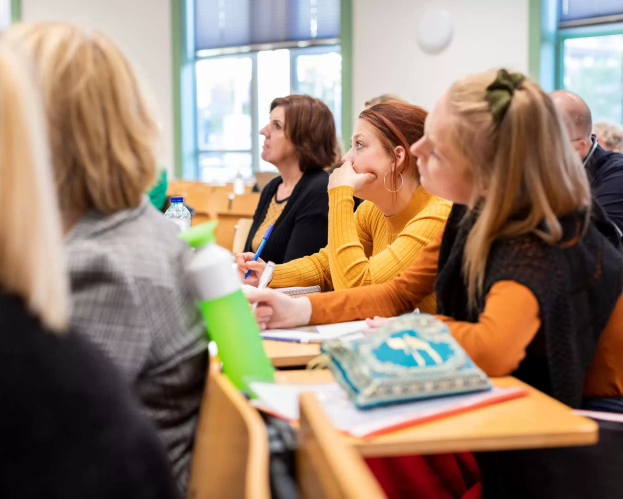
[277,286,321,297]
[261,320,367,343]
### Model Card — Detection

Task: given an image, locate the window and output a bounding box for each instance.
[557,0,623,123]
[186,0,343,183]
[0,0,14,29]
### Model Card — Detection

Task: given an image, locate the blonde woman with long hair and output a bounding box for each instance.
[4,22,207,494]
[247,69,623,497]
[0,41,177,498]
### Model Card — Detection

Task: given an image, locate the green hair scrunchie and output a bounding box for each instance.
[485,69,527,124]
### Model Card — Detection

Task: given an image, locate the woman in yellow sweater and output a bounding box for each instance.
[236,101,451,314]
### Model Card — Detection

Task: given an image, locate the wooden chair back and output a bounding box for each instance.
[230,193,261,214]
[168,181,259,231]
[297,393,386,499]
[187,360,271,499]
[233,218,254,254]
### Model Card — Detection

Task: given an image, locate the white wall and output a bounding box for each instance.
[352,0,529,113]
[19,0,530,173]
[21,0,174,172]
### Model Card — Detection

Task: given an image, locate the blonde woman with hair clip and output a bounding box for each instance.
[247,69,623,498]
[0,41,177,498]
[4,22,207,495]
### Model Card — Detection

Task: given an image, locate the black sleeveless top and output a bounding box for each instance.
[435,203,623,407]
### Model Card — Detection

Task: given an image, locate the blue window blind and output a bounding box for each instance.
[559,0,623,23]
[195,0,340,51]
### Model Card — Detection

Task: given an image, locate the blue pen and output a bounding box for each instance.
[245,224,274,280]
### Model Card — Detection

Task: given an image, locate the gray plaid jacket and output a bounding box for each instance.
[66,197,208,494]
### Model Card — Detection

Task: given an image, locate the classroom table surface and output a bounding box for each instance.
[274,370,599,458]
[263,340,321,368]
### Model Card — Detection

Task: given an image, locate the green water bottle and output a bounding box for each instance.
[179,222,275,393]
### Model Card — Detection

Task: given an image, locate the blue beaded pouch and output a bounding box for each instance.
[320,314,491,409]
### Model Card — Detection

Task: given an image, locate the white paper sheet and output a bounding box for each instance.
[260,320,368,342]
[250,382,526,437]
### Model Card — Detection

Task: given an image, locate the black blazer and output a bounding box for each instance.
[586,143,623,234]
[244,169,329,264]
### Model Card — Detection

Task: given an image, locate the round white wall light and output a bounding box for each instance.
[416,9,453,55]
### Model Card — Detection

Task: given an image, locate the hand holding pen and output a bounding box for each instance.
[234,224,274,283]
[251,261,275,312]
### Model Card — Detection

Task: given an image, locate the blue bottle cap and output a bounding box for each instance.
[171,196,184,204]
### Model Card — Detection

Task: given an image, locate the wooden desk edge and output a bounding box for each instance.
[353,423,599,458]
[264,341,321,368]
[274,371,601,455]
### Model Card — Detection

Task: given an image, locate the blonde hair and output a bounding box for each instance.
[364,93,408,109]
[446,69,591,309]
[3,22,159,213]
[594,121,623,153]
[0,42,69,333]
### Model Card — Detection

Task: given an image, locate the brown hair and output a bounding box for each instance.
[359,101,428,190]
[270,95,337,172]
[4,22,159,214]
[446,69,591,309]
[364,93,408,109]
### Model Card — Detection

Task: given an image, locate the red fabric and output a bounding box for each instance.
[365,452,482,499]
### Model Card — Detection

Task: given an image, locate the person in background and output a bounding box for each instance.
[238,102,451,314]
[551,90,623,234]
[243,95,336,264]
[247,69,623,498]
[149,169,169,212]
[0,40,177,499]
[594,121,623,153]
[4,22,207,495]
[364,93,409,109]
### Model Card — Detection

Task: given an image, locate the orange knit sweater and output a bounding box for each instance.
[308,230,623,399]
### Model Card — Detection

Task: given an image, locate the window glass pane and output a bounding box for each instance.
[562,35,623,123]
[257,49,291,173]
[196,57,252,151]
[294,49,342,138]
[199,152,253,183]
[0,0,10,29]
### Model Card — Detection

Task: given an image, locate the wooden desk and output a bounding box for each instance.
[263,340,321,368]
[275,370,599,457]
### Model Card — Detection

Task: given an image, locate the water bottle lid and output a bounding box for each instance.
[178,220,217,249]
[171,196,184,204]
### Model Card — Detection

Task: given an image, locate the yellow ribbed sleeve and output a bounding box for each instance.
[269,246,334,291]
[270,185,451,292]
[327,186,450,290]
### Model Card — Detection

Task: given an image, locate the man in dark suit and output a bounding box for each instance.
[551,90,623,237]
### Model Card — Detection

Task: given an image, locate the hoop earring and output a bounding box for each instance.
[384,171,404,193]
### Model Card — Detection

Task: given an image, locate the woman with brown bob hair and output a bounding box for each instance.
[238,101,450,313]
[4,22,207,495]
[242,95,337,264]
